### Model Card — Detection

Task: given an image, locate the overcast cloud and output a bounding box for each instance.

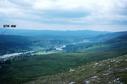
[0,0,127,31]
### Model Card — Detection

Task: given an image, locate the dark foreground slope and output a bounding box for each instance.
[25,54,127,84]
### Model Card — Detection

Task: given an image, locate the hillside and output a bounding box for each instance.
[25,54,127,84]
[0,35,32,55]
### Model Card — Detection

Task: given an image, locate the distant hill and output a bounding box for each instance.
[0,29,127,54]
[0,29,109,37]
[63,31,127,53]
[0,35,32,55]
[0,29,109,55]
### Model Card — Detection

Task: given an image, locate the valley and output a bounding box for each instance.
[0,30,127,84]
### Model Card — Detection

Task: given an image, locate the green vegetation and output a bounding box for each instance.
[25,54,127,84]
[0,47,126,84]
[0,30,127,84]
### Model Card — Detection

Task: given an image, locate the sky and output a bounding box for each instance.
[0,0,127,31]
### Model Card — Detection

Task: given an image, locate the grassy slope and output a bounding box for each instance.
[25,54,127,84]
[0,47,126,84]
